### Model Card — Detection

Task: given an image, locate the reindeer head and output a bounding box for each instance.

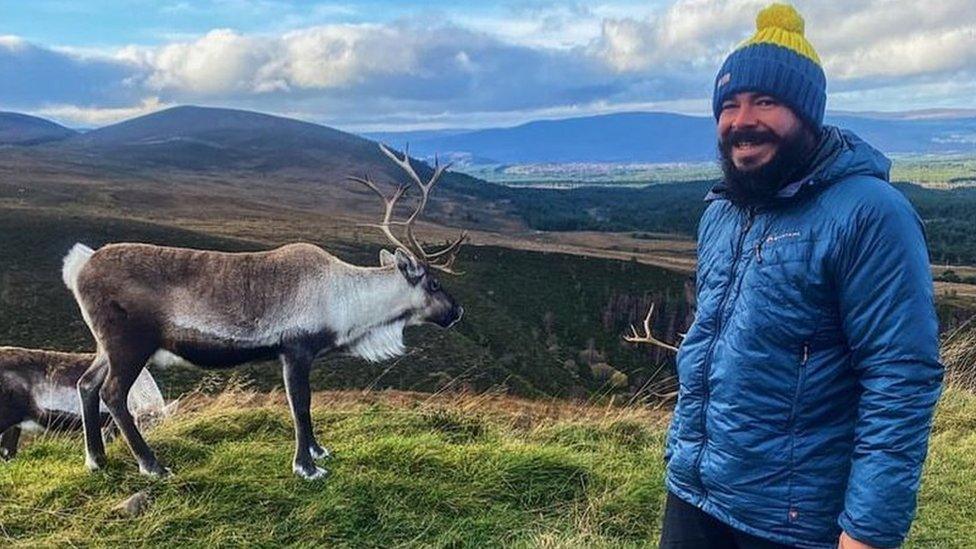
[349,143,468,330]
[379,248,463,328]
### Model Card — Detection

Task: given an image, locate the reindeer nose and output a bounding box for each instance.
[444,305,463,328]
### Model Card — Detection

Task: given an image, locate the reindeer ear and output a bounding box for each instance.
[394,248,424,284]
[379,249,396,267]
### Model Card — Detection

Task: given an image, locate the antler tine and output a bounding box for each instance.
[378,143,439,259]
[379,143,425,188]
[424,230,467,260]
[346,173,414,253]
[376,143,466,273]
[623,302,679,352]
[402,161,457,264]
[425,233,468,274]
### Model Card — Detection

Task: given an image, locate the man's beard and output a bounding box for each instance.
[718,127,815,207]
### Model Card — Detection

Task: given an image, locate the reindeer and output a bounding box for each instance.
[0,346,168,461]
[62,144,466,479]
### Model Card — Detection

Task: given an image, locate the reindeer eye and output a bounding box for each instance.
[428,278,440,292]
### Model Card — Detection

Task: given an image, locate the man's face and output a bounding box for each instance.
[718,92,806,171]
[717,92,816,205]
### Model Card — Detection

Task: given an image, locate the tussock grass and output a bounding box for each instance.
[942,314,976,391]
[2,383,974,547]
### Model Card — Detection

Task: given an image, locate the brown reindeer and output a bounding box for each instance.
[0,346,168,461]
[62,144,465,479]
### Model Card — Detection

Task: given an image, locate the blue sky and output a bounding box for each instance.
[1,0,974,130]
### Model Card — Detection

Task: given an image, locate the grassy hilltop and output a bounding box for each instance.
[0,385,973,547]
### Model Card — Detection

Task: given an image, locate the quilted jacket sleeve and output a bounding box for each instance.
[833,181,944,548]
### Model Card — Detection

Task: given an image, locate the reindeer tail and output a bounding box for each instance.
[62,243,95,292]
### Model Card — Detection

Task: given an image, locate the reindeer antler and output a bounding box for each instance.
[350,143,468,274]
[346,172,414,253]
[623,303,679,352]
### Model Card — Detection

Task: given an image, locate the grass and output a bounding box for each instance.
[1,384,974,547]
[0,387,671,547]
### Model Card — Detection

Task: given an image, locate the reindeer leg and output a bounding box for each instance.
[281,350,328,480]
[78,354,109,471]
[101,345,167,477]
[0,426,20,461]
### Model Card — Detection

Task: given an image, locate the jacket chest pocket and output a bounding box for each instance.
[735,234,831,335]
[743,235,820,295]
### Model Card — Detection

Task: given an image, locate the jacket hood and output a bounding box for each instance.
[706,126,892,202]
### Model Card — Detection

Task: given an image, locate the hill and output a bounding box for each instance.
[367,111,976,164]
[0,105,526,233]
[61,105,384,172]
[0,385,973,546]
[0,112,76,145]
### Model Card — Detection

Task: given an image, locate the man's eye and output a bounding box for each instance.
[756,98,777,106]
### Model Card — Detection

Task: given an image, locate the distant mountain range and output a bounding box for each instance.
[4,106,974,167]
[0,112,77,145]
[366,111,976,164]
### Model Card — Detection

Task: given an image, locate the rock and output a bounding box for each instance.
[114,490,151,517]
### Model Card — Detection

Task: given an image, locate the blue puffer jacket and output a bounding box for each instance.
[666,127,943,548]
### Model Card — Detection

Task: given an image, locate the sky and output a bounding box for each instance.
[1,0,974,131]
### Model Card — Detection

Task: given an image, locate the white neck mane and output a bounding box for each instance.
[323,264,415,362]
[348,320,407,362]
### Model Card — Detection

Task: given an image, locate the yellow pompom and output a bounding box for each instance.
[756,3,805,35]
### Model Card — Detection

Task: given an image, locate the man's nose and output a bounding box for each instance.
[732,102,758,128]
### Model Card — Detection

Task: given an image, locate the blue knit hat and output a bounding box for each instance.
[712,3,826,129]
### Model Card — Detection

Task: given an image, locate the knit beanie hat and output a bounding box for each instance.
[712,3,826,129]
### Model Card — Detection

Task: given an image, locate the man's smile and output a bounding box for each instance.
[731,139,776,168]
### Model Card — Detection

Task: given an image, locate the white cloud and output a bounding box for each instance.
[1,1,974,129]
[143,29,272,94]
[594,0,765,72]
[33,97,173,126]
[593,0,976,81]
[0,35,29,51]
[826,28,976,80]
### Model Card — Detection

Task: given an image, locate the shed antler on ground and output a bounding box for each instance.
[623,303,680,353]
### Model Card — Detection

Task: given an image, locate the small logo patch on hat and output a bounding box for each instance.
[717,72,731,88]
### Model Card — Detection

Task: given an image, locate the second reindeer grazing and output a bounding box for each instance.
[62,143,466,480]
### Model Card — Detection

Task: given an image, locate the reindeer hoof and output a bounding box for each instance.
[139,463,172,478]
[309,445,332,461]
[85,454,106,471]
[293,463,329,480]
[0,448,14,461]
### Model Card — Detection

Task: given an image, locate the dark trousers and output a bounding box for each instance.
[660,492,798,549]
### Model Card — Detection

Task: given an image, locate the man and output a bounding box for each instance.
[660,4,943,549]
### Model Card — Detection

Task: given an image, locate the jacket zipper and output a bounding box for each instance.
[693,207,755,499]
[787,341,810,523]
[787,342,810,426]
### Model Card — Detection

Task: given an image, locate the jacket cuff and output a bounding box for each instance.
[838,512,903,549]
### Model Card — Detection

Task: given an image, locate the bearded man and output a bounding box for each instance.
[659,4,943,549]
